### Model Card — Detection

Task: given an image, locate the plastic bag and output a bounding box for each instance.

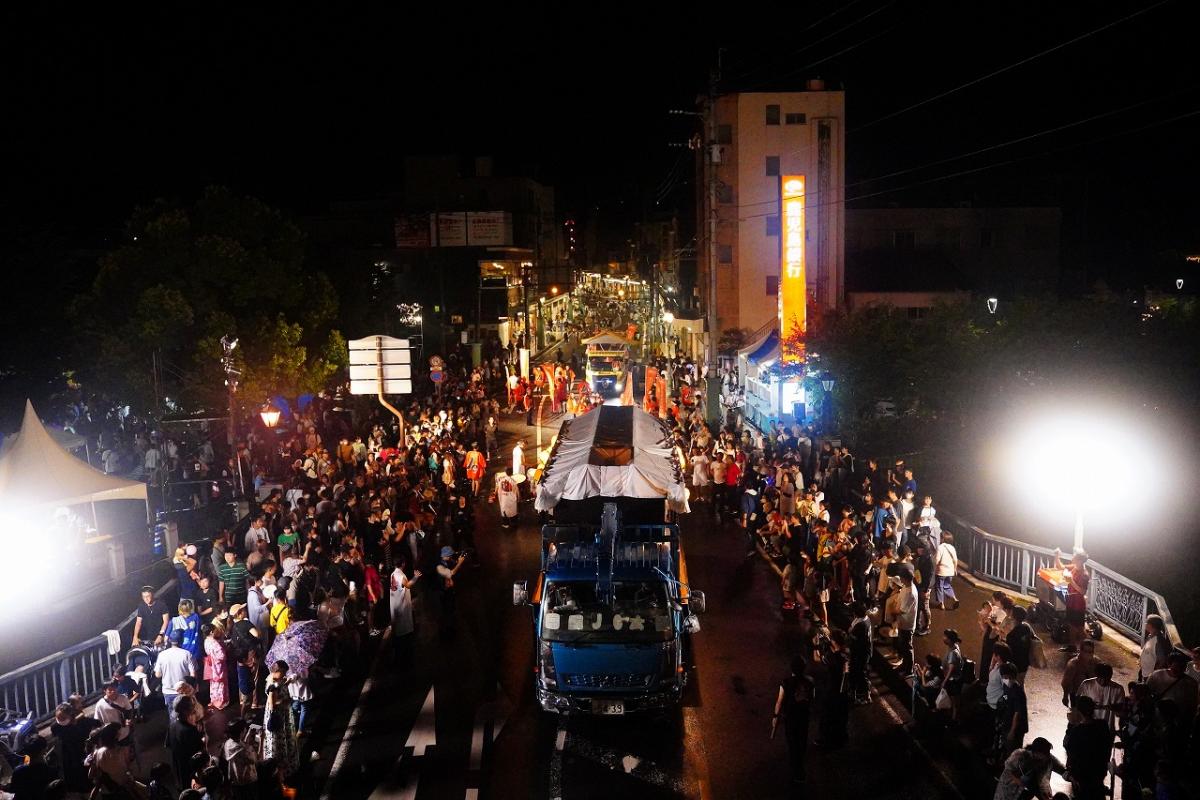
[935,688,953,711]
[1030,636,1048,669]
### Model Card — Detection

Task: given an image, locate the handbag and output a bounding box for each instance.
[1029,636,1048,669]
[935,687,953,711]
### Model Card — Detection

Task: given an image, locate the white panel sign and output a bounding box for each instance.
[350,379,412,395]
[349,348,411,366]
[348,336,410,350]
[349,364,412,381]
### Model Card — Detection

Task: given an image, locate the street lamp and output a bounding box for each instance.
[259,403,281,429]
[987,297,999,314]
[821,378,835,393]
[1008,409,1161,552]
[1176,278,1184,290]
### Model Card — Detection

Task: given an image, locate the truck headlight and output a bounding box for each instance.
[539,640,557,689]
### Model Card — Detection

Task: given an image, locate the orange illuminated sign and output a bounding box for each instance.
[780,175,806,364]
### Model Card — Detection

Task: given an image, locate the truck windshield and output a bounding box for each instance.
[541,580,674,643]
[587,356,623,373]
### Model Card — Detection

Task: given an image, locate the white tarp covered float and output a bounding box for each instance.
[535,404,689,523]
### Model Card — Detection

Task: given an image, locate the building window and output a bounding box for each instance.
[766,275,779,296]
[716,124,733,144]
[893,230,916,250]
[766,104,781,125]
[765,215,780,236]
[785,112,806,125]
[980,228,997,249]
[717,244,733,264]
[716,183,733,204]
[765,155,780,176]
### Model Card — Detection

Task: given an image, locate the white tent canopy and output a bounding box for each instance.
[0,400,148,510]
[581,331,632,348]
[535,405,689,513]
[0,424,86,456]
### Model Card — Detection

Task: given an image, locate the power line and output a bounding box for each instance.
[846,87,1196,191]
[729,106,1200,222]
[727,0,877,83]
[853,0,1175,132]
[723,86,1196,213]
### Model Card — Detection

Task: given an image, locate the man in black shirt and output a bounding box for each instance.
[132,586,169,647]
[8,735,54,800]
[1064,695,1114,800]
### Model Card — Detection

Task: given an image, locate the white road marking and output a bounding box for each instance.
[682,705,713,800]
[492,681,510,742]
[878,688,965,800]
[469,717,486,770]
[405,685,438,756]
[565,735,691,794]
[369,771,420,800]
[548,718,567,800]
[319,628,392,800]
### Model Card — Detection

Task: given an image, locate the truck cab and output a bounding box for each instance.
[514,503,704,715]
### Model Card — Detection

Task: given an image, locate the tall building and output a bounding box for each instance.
[698,83,846,338]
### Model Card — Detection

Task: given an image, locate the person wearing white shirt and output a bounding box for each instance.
[1077,663,1125,730]
[690,452,711,503]
[933,533,959,610]
[243,517,271,554]
[154,632,195,701]
[93,682,133,726]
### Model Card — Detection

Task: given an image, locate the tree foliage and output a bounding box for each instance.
[72,187,346,415]
[809,295,1200,451]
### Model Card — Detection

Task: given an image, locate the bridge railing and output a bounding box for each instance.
[0,579,175,726]
[938,510,1181,648]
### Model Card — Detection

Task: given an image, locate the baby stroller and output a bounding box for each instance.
[1028,567,1103,643]
[121,644,165,718]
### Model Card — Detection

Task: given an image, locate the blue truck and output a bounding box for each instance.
[513,404,704,715]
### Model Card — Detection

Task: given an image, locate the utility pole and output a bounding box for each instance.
[704,64,722,428]
[220,335,246,503]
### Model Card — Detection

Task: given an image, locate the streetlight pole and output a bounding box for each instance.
[220,335,245,502]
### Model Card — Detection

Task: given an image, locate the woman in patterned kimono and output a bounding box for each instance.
[263,660,299,777]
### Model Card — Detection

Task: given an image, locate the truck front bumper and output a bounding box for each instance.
[536,683,682,714]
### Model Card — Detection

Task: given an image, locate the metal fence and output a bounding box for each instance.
[938,510,1182,647]
[0,579,174,726]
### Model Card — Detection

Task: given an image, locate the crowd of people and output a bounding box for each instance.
[0,333,574,800]
[634,359,1200,799]
[9,306,1198,800]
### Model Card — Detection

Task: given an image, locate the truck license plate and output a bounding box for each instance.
[598,701,624,715]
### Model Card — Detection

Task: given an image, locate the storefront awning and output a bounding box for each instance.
[743,329,780,365]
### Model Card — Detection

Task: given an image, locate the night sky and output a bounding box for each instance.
[5,2,1197,280]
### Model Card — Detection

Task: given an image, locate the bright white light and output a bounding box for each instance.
[1008,409,1162,536]
[0,512,63,612]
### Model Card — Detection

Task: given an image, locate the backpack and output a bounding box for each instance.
[227,622,255,663]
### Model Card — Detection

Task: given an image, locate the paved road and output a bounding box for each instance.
[306,412,964,800]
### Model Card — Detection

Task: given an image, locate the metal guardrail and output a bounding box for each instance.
[938,510,1182,648]
[0,579,175,726]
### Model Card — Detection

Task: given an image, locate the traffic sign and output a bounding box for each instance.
[347,334,414,396]
[349,348,411,365]
[348,336,410,351]
[348,364,412,381]
[350,378,412,395]
[430,370,445,384]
